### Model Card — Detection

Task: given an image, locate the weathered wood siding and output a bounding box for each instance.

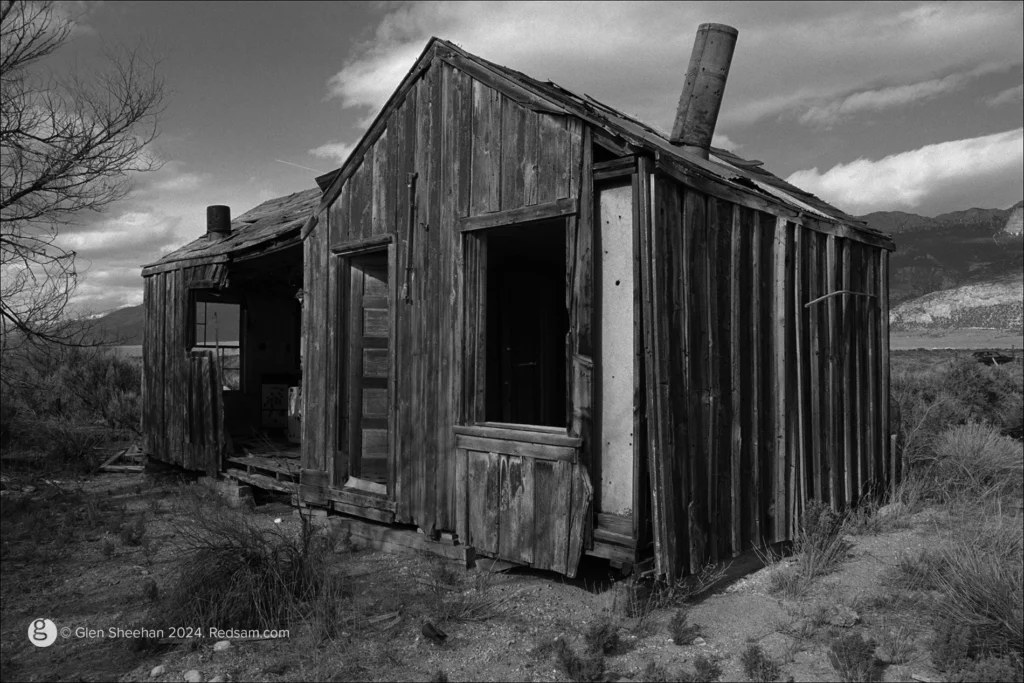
[142,264,227,473]
[302,55,584,537]
[643,176,891,578]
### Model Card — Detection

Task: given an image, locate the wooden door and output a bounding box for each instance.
[345,252,390,487]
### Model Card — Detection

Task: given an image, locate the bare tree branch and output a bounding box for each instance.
[0,0,165,349]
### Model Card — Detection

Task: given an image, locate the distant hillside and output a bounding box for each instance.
[87,304,144,344]
[889,274,1023,332]
[859,201,1024,307]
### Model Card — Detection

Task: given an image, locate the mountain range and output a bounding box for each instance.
[88,200,1024,346]
[867,200,1023,334]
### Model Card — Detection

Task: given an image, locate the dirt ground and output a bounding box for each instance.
[0,468,961,683]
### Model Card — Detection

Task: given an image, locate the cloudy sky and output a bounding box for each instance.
[39,1,1024,313]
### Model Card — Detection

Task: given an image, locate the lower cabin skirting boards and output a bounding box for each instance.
[215,468,640,571]
[586,539,637,565]
[327,515,476,568]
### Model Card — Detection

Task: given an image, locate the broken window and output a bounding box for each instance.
[482,220,568,427]
[191,295,242,391]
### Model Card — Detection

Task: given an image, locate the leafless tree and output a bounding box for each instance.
[0,0,165,352]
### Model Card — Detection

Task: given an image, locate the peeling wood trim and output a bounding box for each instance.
[330,232,394,255]
[592,157,636,181]
[300,214,319,241]
[592,129,635,157]
[142,254,229,276]
[457,197,577,232]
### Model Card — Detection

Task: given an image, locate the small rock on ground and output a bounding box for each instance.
[149,664,165,677]
[212,640,232,652]
[827,605,860,628]
[183,670,202,683]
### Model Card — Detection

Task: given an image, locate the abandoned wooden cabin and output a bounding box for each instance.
[142,25,897,580]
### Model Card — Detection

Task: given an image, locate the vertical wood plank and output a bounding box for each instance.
[455,447,468,543]
[522,110,539,206]
[771,217,789,542]
[729,205,743,556]
[395,93,416,523]
[684,188,706,573]
[749,216,762,545]
[880,252,893,497]
[532,459,556,570]
[162,272,174,464]
[841,239,854,506]
[471,79,501,214]
[371,128,390,236]
[808,233,824,503]
[793,226,807,535]
[326,244,340,484]
[565,462,593,578]
[467,451,489,551]
[704,197,720,564]
[484,451,501,553]
[825,236,841,510]
[500,97,525,211]
[537,114,561,203]
[520,457,535,564]
[142,277,151,455]
[436,62,455,531]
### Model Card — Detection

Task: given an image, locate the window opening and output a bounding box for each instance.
[192,297,241,391]
[484,220,568,427]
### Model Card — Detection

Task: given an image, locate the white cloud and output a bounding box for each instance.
[711,133,740,152]
[797,63,1010,127]
[55,158,291,315]
[786,129,1024,215]
[986,84,1024,107]
[309,140,356,164]
[319,1,1022,137]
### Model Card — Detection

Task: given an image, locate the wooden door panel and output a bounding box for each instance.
[456,431,592,577]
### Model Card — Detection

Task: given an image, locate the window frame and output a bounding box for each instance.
[189,290,244,394]
[462,217,573,433]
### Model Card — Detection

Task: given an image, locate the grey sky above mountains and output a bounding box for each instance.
[48,1,1024,314]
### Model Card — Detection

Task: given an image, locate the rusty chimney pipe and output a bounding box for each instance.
[206,205,231,240]
[670,23,738,158]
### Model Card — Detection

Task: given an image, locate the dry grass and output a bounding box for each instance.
[144,492,338,641]
[763,499,849,599]
[828,633,882,683]
[741,643,783,683]
[426,560,512,624]
[926,423,1023,500]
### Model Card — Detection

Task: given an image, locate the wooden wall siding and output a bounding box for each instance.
[303,58,581,536]
[305,60,583,537]
[644,176,891,577]
[142,264,232,473]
